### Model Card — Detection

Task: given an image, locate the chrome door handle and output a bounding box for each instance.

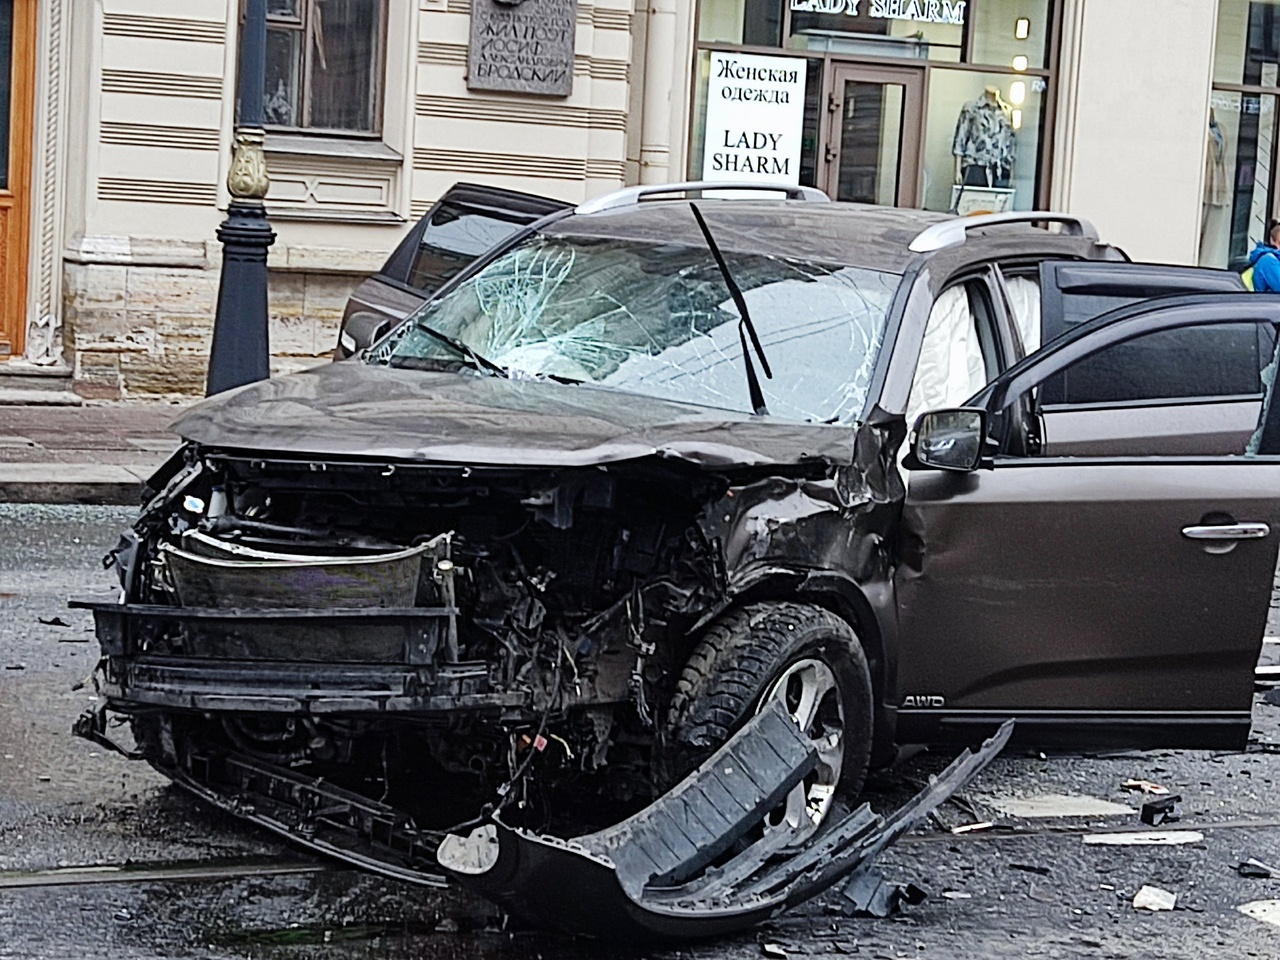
[1181,522,1271,540]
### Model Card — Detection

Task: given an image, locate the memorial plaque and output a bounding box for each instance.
[468,0,577,98]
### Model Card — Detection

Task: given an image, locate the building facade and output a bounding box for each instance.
[0,0,1270,395]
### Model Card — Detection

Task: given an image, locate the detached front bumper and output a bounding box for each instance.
[72,600,528,716]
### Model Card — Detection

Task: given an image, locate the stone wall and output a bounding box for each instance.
[64,257,357,398]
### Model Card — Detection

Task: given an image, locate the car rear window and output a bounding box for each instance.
[407,203,527,294]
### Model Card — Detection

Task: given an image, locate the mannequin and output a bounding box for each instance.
[952,86,1016,188]
[1200,107,1231,260]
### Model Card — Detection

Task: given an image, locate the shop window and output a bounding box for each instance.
[788,5,963,63]
[921,69,1046,214]
[688,1,1058,209]
[970,0,1051,70]
[698,0,784,46]
[1204,0,1280,268]
[250,0,386,135]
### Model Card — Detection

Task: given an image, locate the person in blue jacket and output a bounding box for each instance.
[1249,220,1280,291]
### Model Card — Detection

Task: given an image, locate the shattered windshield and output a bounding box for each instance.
[370,233,898,423]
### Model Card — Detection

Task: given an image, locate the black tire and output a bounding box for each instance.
[664,602,874,818]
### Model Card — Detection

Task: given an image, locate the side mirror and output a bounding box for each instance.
[907,408,989,472]
[334,311,393,361]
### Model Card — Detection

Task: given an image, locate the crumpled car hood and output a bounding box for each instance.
[171,362,858,468]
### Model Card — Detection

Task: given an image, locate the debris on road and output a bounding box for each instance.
[1132,885,1178,911]
[941,890,972,900]
[38,615,70,627]
[1238,859,1278,879]
[435,710,1013,939]
[1082,830,1204,846]
[1139,795,1182,826]
[761,943,788,959]
[4,664,24,671]
[1008,863,1051,876]
[1122,778,1170,796]
[1238,899,1280,928]
[987,794,1132,818]
[950,821,995,834]
[1026,882,1055,904]
[840,868,928,918]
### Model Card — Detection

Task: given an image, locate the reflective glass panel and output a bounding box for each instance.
[1215,0,1280,86]
[788,1,963,62]
[922,68,1046,213]
[970,0,1051,69]
[835,80,905,204]
[267,0,301,19]
[307,0,381,132]
[263,26,302,126]
[697,0,784,46]
[1200,91,1278,268]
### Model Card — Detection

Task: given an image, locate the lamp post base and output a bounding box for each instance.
[207,200,276,397]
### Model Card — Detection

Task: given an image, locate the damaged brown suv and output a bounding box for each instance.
[75,183,1280,930]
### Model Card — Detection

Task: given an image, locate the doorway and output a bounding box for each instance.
[824,64,924,208]
[0,0,35,361]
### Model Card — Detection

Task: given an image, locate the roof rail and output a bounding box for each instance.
[909,211,1099,254]
[575,181,830,215]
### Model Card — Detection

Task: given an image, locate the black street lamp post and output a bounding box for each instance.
[207,0,275,396]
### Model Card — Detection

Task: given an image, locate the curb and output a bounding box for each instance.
[0,464,158,506]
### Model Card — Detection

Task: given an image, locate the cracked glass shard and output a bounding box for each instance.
[375,234,897,424]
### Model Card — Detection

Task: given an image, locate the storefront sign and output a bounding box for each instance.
[789,0,967,26]
[468,0,576,97]
[702,52,808,183]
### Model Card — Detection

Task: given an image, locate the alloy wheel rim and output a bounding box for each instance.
[758,656,845,838]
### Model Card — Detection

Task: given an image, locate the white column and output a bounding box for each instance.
[638,0,679,183]
[26,0,72,364]
[1051,0,1218,264]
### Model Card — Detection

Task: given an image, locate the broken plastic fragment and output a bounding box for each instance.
[1082,830,1203,846]
[950,821,994,834]
[1238,899,1280,928]
[1139,795,1182,827]
[840,868,927,918]
[1132,885,1177,911]
[989,794,1132,819]
[1122,778,1170,796]
[1238,858,1278,879]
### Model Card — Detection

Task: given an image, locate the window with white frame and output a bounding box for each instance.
[257,0,386,136]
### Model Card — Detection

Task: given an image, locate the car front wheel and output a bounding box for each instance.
[664,601,874,840]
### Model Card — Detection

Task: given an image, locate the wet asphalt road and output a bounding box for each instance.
[1,504,1279,959]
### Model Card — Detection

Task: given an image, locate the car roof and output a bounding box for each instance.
[543,200,956,275]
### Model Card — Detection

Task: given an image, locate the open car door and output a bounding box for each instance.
[335,183,570,359]
[999,261,1257,456]
[896,293,1280,751]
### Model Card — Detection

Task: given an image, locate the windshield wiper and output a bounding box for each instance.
[411,321,507,378]
[688,203,772,416]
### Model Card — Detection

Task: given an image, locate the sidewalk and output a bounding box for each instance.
[0,401,190,504]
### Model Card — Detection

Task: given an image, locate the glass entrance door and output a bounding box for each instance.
[825,65,923,207]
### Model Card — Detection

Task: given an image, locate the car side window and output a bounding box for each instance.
[906,279,1000,428]
[1010,320,1280,458]
[1040,322,1276,405]
[407,204,524,295]
[999,269,1041,355]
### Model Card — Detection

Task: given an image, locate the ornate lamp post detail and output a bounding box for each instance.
[207,0,275,396]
